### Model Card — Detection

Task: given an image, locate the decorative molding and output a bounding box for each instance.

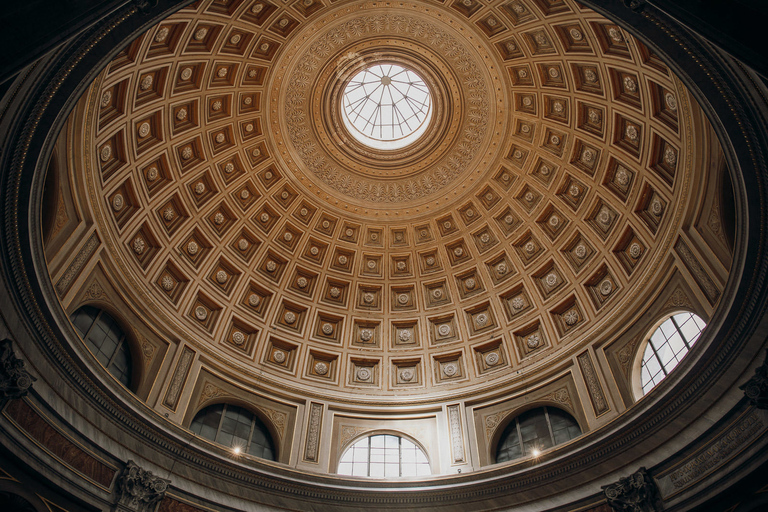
[83,281,111,304]
[663,287,693,311]
[4,399,115,488]
[139,335,155,364]
[196,382,231,408]
[256,406,287,441]
[340,426,370,448]
[284,13,490,203]
[484,387,572,441]
[740,349,768,409]
[707,200,727,245]
[114,460,169,512]
[659,409,765,493]
[0,339,36,403]
[675,238,720,305]
[162,346,194,411]
[544,386,573,411]
[617,335,642,378]
[484,411,504,442]
[602,467,662,512]
[55,232,99,296]
[578,352,610,416]
[304,402,323,462]
[50,188,69,240]
[447,404,465,463]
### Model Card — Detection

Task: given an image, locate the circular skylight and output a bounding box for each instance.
[341,64,432,150]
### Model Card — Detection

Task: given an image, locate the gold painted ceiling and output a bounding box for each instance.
[68,0,710,402]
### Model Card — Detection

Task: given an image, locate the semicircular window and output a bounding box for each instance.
[190,404,276,461]
[70,305,132,388]
[640,312,707,395]
[338,434,430,478]
[496,406,581,463]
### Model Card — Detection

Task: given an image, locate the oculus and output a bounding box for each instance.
[341,64,432,150]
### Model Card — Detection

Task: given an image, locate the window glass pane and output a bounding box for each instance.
[518,409,552,456]
[643,350,662,376]
[71,307,132,389]
[71,306,99,337]
[660,318,677,339]
[384,462,399,478]
[496,420,522,463]
[667,330,687,354]
[679,319,702,345]
[217,430,234,447]
[190,404,222,440]
[401,463,417,477]
[548,408,581,445]
[641,313,707,395]
[369,464,385,478]
[656,339,676,366]
[352,462,368,477]
[338,434,429,478]
[496,408,581,462]
[247,415,275,460]
[190,404,275,461]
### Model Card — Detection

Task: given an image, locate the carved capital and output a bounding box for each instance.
[0,339,36,402]
[114,461,169,512]
[602,467,663,512]
[740,349,768,409]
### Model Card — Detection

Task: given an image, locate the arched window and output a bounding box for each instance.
[495,407,581,463]
[640,312,706,395]
[337,434,430,478]
[190,404,276,461]
[70,305,132,388]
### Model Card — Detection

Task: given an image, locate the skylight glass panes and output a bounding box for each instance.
[341,64,432,150]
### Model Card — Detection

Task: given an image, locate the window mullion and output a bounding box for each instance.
[367,436,372,478]
[214,404,227,445]
[105,334,126,370]
[647,335,667,377]
[245,419,256,452]
[515,418,524,456]
[670,315,692,350]
[544,407,556,447]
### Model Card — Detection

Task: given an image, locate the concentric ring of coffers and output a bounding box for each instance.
[76,0,701,403]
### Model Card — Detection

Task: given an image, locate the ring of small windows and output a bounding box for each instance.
[70,305,133,389]
[637,312,706,396]
[190,403,277,461]
[337,433,430,478]
[495,406,581,463]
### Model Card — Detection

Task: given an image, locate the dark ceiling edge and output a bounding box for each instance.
[0,0,767,509]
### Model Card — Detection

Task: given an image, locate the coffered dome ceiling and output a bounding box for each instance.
[67,0,714,403]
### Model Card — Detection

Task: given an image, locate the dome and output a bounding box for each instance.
[1,0,767,511]
[69,0,713,404]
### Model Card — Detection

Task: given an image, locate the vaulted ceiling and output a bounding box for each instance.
[69,0,716,402]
